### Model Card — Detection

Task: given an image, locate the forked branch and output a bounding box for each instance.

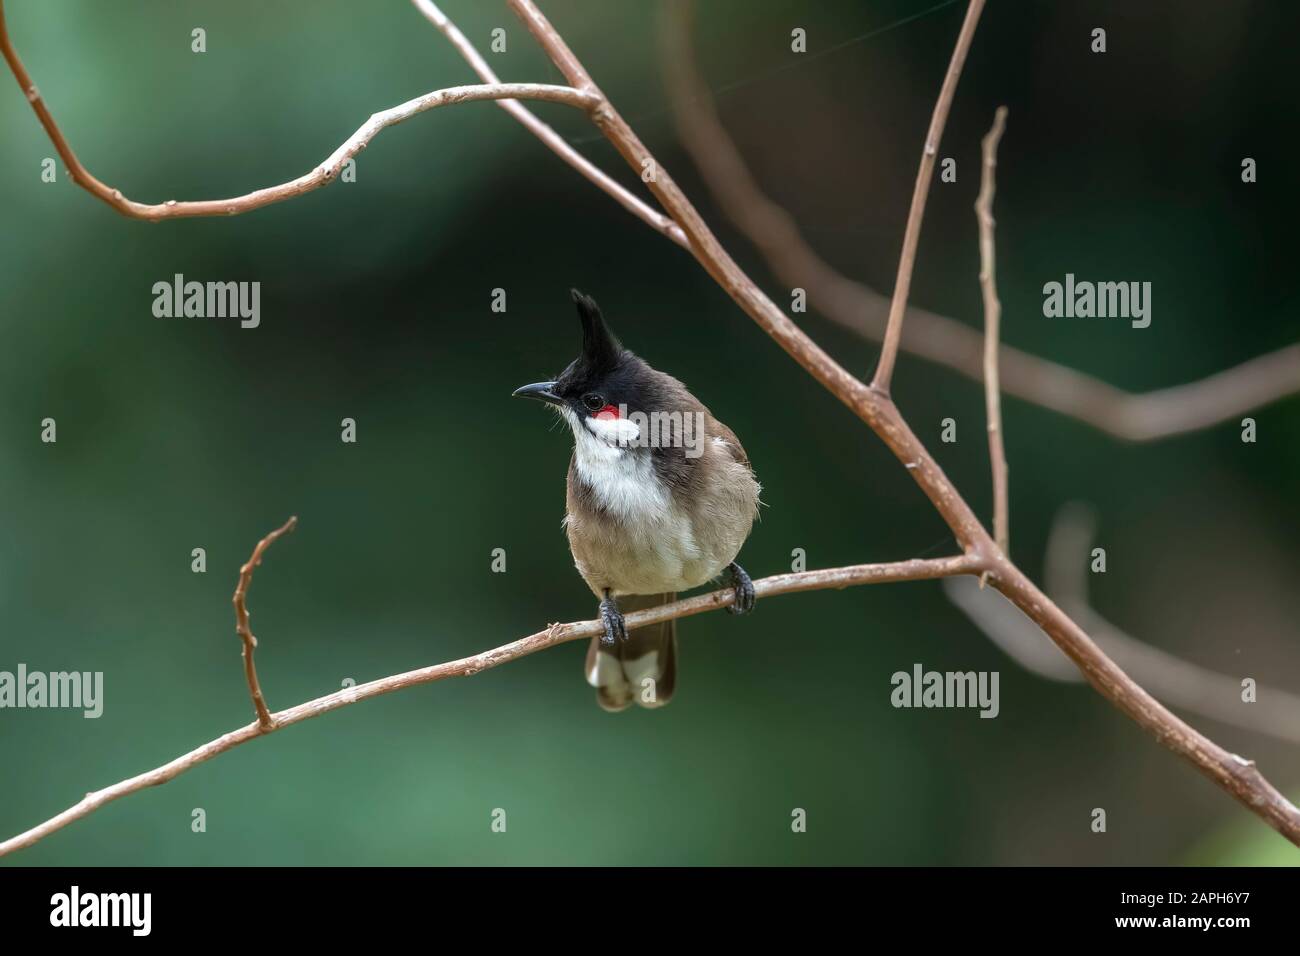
[658,0,1300,440]
[410,0,687,246]
[504,0,1300,845]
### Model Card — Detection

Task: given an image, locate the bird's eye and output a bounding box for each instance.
[582,393,605,412]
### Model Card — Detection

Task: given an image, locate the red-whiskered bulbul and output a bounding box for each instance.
[514,290,761,711]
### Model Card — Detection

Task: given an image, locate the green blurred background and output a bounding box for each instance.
[1,0,1296,865]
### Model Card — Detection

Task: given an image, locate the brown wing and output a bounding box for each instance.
[706,412,752,469]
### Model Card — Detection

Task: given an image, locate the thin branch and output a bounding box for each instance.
[944,503,1300,744]
[870,0,986,394]
[0,2,595,219]
[976,107,1009,554]
[508,0,1300,846]
[231,516,297,731]
[0,553,978,857]
[658,1,1300,441]
[409,0,687,247]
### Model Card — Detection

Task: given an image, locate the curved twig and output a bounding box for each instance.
[0,1,595,220]
[0,552,977,857]
[231,516,297,731]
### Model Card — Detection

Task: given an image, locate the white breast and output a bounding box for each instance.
[565,408,715,595]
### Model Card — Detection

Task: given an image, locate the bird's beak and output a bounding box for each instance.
[512,381,564,407]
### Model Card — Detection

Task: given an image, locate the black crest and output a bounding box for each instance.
[571,289,622,374]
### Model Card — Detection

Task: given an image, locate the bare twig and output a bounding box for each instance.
[0,553,977,857]
[0,2,595,219]
[409,0,687,247]
[945,503,1300,743]
[976,107,1009,555]
[231,516,298,731]
[507,0,1300,845]
[658,1,1300,440]
[870,0,986,394]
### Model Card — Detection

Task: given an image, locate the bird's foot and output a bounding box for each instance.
[599,591,627,645]
[726,561,756,615]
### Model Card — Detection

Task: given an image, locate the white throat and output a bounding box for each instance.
[562,407,667,519]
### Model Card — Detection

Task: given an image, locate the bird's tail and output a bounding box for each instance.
[584,593,677,712]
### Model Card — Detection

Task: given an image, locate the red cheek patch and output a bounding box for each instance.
[594,404,621,421]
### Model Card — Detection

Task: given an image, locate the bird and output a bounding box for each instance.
[513,290,761,711]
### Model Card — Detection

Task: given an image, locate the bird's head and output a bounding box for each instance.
[513,290,674,451]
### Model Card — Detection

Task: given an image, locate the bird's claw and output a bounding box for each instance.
[727,561,756,615]
[599,592,627,645]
